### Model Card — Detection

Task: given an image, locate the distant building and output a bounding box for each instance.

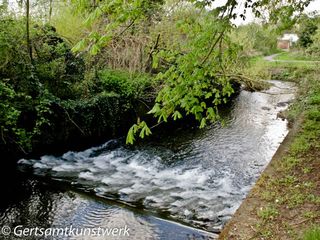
[277,33,299,50]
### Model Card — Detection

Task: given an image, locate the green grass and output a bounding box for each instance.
[246,54,319,82]
[258,206,279,220]
[303,226,320,240]
[274,51,320,61]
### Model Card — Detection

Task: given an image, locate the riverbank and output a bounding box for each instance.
[219,62,320,239]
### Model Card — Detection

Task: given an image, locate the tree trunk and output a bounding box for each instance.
[26,0,33,62]
[49,0,53,22]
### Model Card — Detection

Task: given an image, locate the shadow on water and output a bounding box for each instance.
[1,81,296,239]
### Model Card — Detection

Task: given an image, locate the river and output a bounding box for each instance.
[1,81,295,239]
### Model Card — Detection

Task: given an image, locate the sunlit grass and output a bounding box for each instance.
[303,226,320,240]
[274,51,320,61]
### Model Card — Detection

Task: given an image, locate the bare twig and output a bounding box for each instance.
[61,107,86,135]
[290,215,320,226]
[200,30,223,66]
[1,127,6,144]
[115,18,137,39]
[8,136,28,155]
[215,73,271,91]
[150,121,163,129]
[137,99,152,110]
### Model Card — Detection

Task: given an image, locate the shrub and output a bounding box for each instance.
[98,69,156,100]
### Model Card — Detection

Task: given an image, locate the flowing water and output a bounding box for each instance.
[1,81,295,239]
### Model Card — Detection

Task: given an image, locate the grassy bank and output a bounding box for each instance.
[219,60,320,239]
[274,51,320,61]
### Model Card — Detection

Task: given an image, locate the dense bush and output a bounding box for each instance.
[0,14,85,154]
[305,22,320,58]
[298,15,320,49]
[32,25,85,99]
[98,69,157,100]
[0,14,85,95]
[30,92,137,154]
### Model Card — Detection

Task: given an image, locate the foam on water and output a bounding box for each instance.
[18,80,296,231]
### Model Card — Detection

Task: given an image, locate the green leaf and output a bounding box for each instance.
[152,55,159,69]
[139,122,152,139]
[126,126,135,144]
[200,118,206,128]
[72,39,86,52]
[98,35,112,46]
[172,110,182,120]
[205,92,212,99]
[158,112,168,122]
[148,103,161,114]
[90,44,100,55]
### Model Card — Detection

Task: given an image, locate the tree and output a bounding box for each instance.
[71,0,314,143]
[298,14,320,48]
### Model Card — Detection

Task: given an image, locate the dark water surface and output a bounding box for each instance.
[1,81,295,239]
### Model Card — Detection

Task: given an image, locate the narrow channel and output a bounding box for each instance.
[1,80,296,240]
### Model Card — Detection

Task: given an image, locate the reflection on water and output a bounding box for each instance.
[2,81,295,239]
[0,178,215,239]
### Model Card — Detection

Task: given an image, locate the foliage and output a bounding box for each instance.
[0,16,36,95]
[76,1,249,143]
[0,82,31,150]
[125,9,247,142]
[298,15,320,48]
[51,90,141,148]
[99,69,156,99]
[71,0,163,55]
[149,13,241,125]
[306,18,320,57]
[230,23,279,56]
[0,81,54,152]
[69,0,315,144]
[32,24,85,99]
[0,13,85,98]
[0,12,84,152]
[126,119,151,144]
[250,0,312,23]
[0,0,317,150]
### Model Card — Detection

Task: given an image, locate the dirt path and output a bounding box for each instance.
[263,53,281,61]
[263,53,320,63]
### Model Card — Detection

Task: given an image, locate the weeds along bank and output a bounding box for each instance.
[220,62,320,239]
